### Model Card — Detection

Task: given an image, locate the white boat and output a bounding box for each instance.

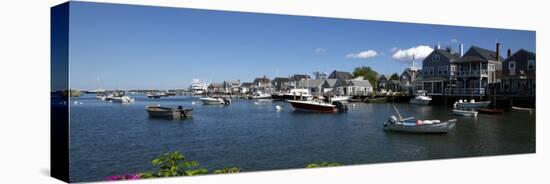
[145,105,193,119]
[452,109,478,117]
[409,90,431,105]
[110,96,135,104]
[251,92,272,99]
[200,97,230,105]
[384,105,456,133]
[328,95,351,102]
[454,99,490,109]
[189,79,208,96]
[512,106,534,113]
[272,88,313,101]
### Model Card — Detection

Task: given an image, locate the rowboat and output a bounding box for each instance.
[366,97,387,103]
[383,105,456,133]
[452,109,478,117]
[200,97,231,105]
[512,106,535,113]
[145,105,192,119]
[454,99,490,108]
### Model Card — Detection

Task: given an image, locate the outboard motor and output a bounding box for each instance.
[332,101,348,112]
[222,97,231,105]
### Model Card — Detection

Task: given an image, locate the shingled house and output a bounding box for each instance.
[417,48,460,95]
[502,49,536,95]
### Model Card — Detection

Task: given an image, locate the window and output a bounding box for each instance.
[488,64,495,71]
[432,54,440,62]
[450,65,456,75]
[528,60,535,70]
[509,61,516,70]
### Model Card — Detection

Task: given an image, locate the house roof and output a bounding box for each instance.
[435,49,460,61]
[456,46,504,63]
[346,79,372,88]
[224,80,240,85]
[209,83,224,88]
[378,75,387,81]
[253,77,271,83]
[290,74,310,81]
[272,77,290,82]
[322,79,339,88]
[328,70,353,80]
[240,82,254,88]
[504,49,536,62]
[297,79,325,88]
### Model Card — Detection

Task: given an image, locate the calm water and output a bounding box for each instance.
[68,94,535,182]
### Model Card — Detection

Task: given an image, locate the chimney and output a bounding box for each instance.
[496,42,501,61]
[507,48,512,58]
[436,43,441,50]
[459,43,464,57]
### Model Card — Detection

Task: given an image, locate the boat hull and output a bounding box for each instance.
[384,120,456,133]
[287,100,337,113]
[455,101,490,108]
[452,109,478,117]
[409,98,431,105]
[146,106,192,119]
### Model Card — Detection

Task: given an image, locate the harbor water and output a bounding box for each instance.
[68,94,535,182]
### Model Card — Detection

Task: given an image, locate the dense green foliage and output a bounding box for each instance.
[389,73,400,80]
[352,66,379,89]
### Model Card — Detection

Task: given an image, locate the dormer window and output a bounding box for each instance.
[432,54,440,62]
[528,60,535,70]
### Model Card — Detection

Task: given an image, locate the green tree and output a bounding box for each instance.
[306,162,341,168]
[352,66,379,89]
[389,73,400,80]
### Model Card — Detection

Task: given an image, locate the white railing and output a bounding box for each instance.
[444,88,485,96]
[456,70,488,77]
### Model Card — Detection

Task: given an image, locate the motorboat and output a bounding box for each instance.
[454,99,490,109]
[409,90,431,105]
[110,96,135,104]
[452,109,478,117]
[287,99,347,113]
[271,88,313,101]
[512,106,535,113]
[200,97,231,105]
[251,92,272,99]
[327,95,351,102]
[145,105,192,119]
[384,105,456,133]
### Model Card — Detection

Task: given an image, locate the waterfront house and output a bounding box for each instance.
[328,70,354,81]
[400,68,421,94]
[239,82,254,94]
[271,77,290,92]
[377,75,388,91]
[340,79,373,96]
[298,79,325,96]
[313,71,328,80]
[289,74,310,89]
[502,49,536,95]
[207,83,224,93]
[320,79,343,93]
[445,44,503,96]
[253,76,273,93]
[417,48,460,95]
[223,80,240,94]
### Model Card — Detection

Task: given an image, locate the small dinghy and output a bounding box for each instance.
[512,106,534,113]
[452,109,478,117]
[477,108,504,114]
[384,105,456,133]
[200,97,231,105]
[146,105,193,119]
[454,99,490,108]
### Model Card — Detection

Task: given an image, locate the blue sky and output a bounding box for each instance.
[67,1,535,90]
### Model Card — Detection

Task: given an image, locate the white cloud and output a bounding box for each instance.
[391,45,434,61]
[390,47,399,52]
[451,38,459,43]
[314,48,326,53]
[346,50,378,59]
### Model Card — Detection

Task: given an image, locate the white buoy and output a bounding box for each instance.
[254,101,259,105]
[73,101,78,104]
[79,102,83,105]
[275,105,283,110]
[191,101,196,105]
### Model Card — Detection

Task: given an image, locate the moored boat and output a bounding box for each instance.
[477,108,504,114]
[327,95,351,102]
[251,92,272,99]
[271,89,313,101]
[287,100,347,113]
[512,106,534,113]
[409,90,431,105]
[454,99,490,109]
[452,109,478,117]
[366,97,387,103]
[110,96,135,104]
[383,105,456,133]
[200,97,231,105]
[146,105,193,119]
